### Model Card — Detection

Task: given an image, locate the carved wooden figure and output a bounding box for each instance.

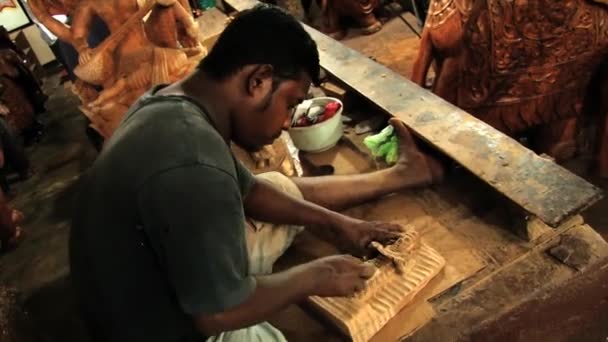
[411,0,608,174]
[0,50,35,132]
[29,0,206,138]
[143,0,200,48]
[308,227,445,342]
[319,0,383,39]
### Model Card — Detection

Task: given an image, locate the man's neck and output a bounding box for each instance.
[157,71,234,144]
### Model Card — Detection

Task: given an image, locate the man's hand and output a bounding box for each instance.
[192,254,376,336]
[304,255,377,297]
[332,216,404,257]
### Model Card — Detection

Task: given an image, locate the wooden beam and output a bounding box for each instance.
[221,0,602,227]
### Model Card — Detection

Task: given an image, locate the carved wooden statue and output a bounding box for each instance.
[411,0,608,175]
[29,0,206,138]
[319,0,383,39]
[0,50,35,133]
[232,138,296,176]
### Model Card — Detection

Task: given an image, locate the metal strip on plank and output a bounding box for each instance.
[222,0,603,227]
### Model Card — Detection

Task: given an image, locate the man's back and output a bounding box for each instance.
[70,89,254,342]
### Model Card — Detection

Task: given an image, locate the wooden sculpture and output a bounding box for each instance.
[411,0,608,172]
[143,0,201,48]
[232,139,296,176]
[0,50,35,132]
[29,0,206,138]
[308,227,445,342]
[319,0,383,39]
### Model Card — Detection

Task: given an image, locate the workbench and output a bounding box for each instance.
[213,3,608,340]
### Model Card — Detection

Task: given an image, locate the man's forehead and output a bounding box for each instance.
[279,77,310,99]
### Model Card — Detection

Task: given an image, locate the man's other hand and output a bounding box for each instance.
[333,217,404,257]
[304,255,377,297]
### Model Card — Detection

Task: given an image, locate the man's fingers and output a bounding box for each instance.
[339,254,362,264]
[386,223,406,232]
[372,221,405,232]
[374,229,401,244]
[358,262,377,279]
[353,279,366,293]
[358,235,373,250]
[344,275,366,295]
[327,254,366,273]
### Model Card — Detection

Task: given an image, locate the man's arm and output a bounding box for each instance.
[243,175,344,230]
[138,165,373,336]
[244,175,403,255]
[194,262,311,335]
[194,255,375,336]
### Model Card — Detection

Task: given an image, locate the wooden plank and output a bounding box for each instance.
[306,29,603,229]
[222,0,602,227]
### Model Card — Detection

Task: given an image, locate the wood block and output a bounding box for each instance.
[307,228,446,342]
[232,136,295,176]
[321,81,347,100]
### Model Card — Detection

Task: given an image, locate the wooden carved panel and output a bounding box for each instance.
[461,0,605,106]
[452,0,608,135]
[308,228,445,342]
[488,0,595,74]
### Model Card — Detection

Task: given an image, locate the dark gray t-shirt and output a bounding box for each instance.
[70,85,256,342]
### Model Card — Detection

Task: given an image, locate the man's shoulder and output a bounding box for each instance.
[125,94,208,127]
[116,95,221,147]
[100,94,242,188]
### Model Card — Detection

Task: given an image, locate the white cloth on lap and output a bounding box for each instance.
[207,171,304,342]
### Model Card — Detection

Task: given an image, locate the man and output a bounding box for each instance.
[70,4,439,342]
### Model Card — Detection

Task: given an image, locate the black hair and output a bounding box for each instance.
[198,4,320,86]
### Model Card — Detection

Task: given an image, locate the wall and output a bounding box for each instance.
[0,0,30,31]
[9,25,56,65]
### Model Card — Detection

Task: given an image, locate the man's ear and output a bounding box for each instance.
[246,64,274,97]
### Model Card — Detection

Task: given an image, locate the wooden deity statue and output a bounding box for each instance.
[0,50,36,132]
[319,0,383,39]
[29,0,206,138]
[411,0,608,175]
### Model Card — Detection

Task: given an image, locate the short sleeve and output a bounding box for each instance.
[233,158,256,196]
[137,164,255,315]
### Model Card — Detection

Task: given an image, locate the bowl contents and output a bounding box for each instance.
[292,99,343,127]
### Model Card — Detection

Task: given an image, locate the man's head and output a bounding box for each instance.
[198,4,320,150]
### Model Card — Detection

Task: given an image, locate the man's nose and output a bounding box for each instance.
[282,117,291,130]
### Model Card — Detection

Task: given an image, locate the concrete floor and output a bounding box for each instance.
[0,17,606,341]
[0,76,97,341]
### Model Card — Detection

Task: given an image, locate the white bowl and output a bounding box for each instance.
[288,97,343,153]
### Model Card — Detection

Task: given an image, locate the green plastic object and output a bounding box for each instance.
[363,125,399,165]
[198,0,215,9]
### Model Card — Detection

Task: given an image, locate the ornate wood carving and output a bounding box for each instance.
[308,227,445,342]
[413,0,608,166]
[29,0,206,138]
[319,0,382,39]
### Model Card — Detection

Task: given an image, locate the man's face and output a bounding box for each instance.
[233,69,310,151]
